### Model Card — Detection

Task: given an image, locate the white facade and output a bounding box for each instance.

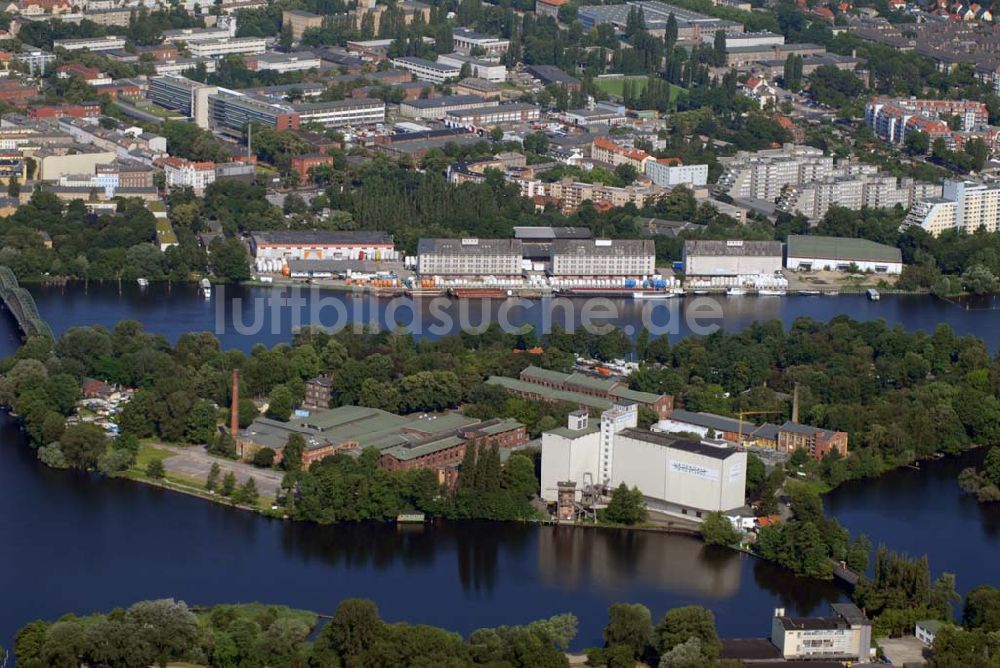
[771,606,872,662]
[701,30,784,48]
[188,38,267,58]
[163,160,216,195]
[53,36,126,51]
[295,100,385,127]
[683,240,784,277]
[437,53,507,82]
[453,29,510,57]
[644,161,709,188]
[541,406,747,521]
[903,180,1000,236]
[254,53,322,73]
[392,56,461,84]
[716,145,833,202]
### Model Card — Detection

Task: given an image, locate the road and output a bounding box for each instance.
[154,443,284,498]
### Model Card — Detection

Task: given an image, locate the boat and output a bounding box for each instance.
[450,288,508,299]
[631,291,674,300]
[692,290,709,295]
[757,289,786,296]
[725,287,747,296]
[798,290,821,295]
[867,288,880,301]
[136,278,149,287]
[200,278,211,299]
[396,512,426,523]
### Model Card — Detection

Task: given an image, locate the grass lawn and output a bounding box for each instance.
[593,77,684,104]
[134,444,173,470]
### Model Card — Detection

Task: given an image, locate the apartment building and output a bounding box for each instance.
[544,178,664,213]
[416,238,523,277]
[644,160,709,187]
[865,96,991,146]
[452,29,510,57]
[159,157,216,195]
[391,56,461,83]
[282,9,324,40]
[188,37,267,58]
[903,180,1000,236]
[776,165,943,221]
[149,75,218,129]
[591,136,653,170]
[716,144,834,202]
[772,604,871,661]
[550,238,655,278]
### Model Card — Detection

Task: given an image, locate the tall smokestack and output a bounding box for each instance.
[792,383,800,424]
[231,369,241,458]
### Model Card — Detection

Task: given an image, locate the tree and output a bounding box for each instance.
[266,385,294,421]
[8,174,20,198]
[206,462,220,490]
[614,163,639,184]
[60,423,108,469]
[234,477,258,505]
[653,606,720,660]
[963,585,1000,631]
[603,603,653,658]
[282,433,304,472]
[904,130,929,156]
[602,483,647,525]
[221,471,236,496]
[147,458,165,479]
[321,598,382,659]
[700,511,741,546]
[253,447,275,468]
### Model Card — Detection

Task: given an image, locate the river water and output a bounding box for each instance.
[1,283,998,652]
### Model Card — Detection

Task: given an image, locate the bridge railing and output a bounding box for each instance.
[0,266,53,340]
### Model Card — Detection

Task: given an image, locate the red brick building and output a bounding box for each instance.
[777,422,848,460]
[378,419,528,472]
[28,103,101,120]
[290,153,335,181]
[514,365,674,418]
[0,81,39,107]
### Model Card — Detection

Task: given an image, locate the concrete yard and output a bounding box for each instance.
[879,636,929,666]
[154,444,284,499]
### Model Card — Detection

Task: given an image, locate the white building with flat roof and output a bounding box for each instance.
[392,56,461,83]
[437,53,507,82]
[541,405,747,521]
[188,37,267,58]
[644,161,708,188]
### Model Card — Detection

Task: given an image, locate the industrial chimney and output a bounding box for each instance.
[231,369,241,458]
[791,383,800,424]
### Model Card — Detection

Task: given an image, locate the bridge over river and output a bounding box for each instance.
[0,267,52,340]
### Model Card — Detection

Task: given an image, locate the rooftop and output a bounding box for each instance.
[402,95,486,109]
[786,235,902,264]
[418,238,523,255]
[513,226,594,240]
[251,230,393,246]
[684,239,783,257]
[619,429,740,460]
[551,238,655,257]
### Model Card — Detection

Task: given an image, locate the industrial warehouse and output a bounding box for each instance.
[540,404,749,523]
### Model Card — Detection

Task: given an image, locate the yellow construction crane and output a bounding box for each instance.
[737,410,782,448]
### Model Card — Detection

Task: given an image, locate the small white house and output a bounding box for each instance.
[915,619,946,647]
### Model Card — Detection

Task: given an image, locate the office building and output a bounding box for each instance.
[392,56,461,83]
[208,89,300,131]
[550,239,655,278]
[250,230,397,261]
[13,49,55,76]
[771,604,872,661]
[188,37,267,58]
[416,238,523,277]
[282,9,324,40]
[540,406,747,521]
[154,58,218,76]
[578,0,742,40]
[452,28,510,57]
[399,95,492,120]
[902,180,1000,236]
[53,36,126,51]
[786,235,903,274]
[162,25,233,44]
[444,103,540,128]
[293,98,384,127]
[683,240,784,277]
[716,144,834,202]
[149,75,218,129]
[644,160,709,187]
[705,30,784,48]
[249,52,321,73]
[437,53,507,82]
